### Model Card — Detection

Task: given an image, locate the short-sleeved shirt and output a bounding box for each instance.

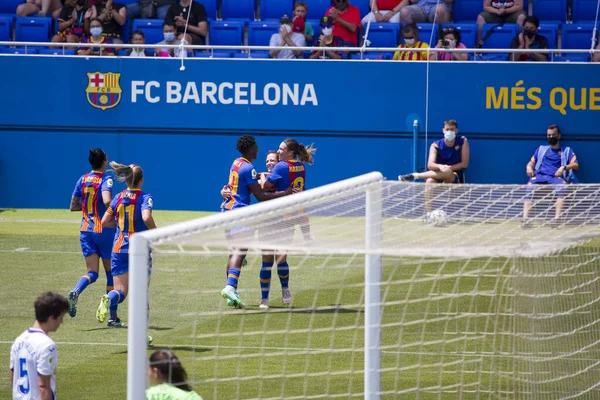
[72,170,114,233]
[221,157,258,211]
[304,21,314,37]
[324,5,361,46]
[78,36,115,56]
[490,0,515,8]
[106,189,153,254]
[93,3,125,37]
[11,329,58,400]
[510,34,549,61]
[269,32,306,59]
[393,41,429,61]
[436,42,466,61]
[146,383,203,400]
[156,39,187,57]
[267,160,306,192]
[126,49,152,57]
[310,35,347,59]
[164,2,207,35]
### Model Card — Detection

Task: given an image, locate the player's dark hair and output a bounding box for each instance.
[283,138,316,164]
[444,119,458,129]
[131,30,145,41]
[110,161,144,188]
[524,15,540,28]
[548,124,561,135]
[236,135,257,155]
[34,292,69,323]
[89,148,107,169]
[149,350,193,392]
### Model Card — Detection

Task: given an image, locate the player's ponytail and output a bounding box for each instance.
[149,349,193,392]
[109,161,144,188]
[284,138,316,165]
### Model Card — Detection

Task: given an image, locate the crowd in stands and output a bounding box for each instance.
[0,0,598,61]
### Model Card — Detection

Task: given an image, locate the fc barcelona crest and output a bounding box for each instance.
[86,72,122,111]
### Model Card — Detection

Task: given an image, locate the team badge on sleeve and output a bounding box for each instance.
[148,198,153,208]
[252,169,257,179]
[107,179,113,188]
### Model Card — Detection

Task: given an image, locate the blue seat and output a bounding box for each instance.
[38,48,76,55]
[260,0,293,21]
[442,23,477,49]
[531,0,567,22]
[196,0,218,21]
[303,0,331,20]
[479,23,518,60]
[15,17,51,43]
[209,20,244,51]
[452,0,481,22]
[537,22,559,49]
[416,23,438,47]
[248,21,279,47]
[120,0,137,5]
[194,50,233,58]
[561,23,597,50]
[352,0,371,18]
[554,54,591,62]
[132,19,164,45]
[0,16,12,42]
[0,46,38,54]
[0,0,21,14]
[121,18,130,43]
[221,0,255,21]
[351,52,391,60]
[233,52,270,58]
[364,23,399,48]
[307,18,320,45]
[572,0,599,22]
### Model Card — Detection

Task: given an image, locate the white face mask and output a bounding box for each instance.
[443,130,456,141]
[283,24,292,34]
[448,40,456,48]
[90,27,102,37]
[322,27,333,36]
[404,38,415,45]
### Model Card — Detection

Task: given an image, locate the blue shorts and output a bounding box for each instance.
[111,252,153,276]
[80,230,115,260]
[527,174,567,198]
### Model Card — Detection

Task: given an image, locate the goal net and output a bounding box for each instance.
[127,173,600,400]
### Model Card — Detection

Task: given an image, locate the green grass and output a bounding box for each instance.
[2,209,600,399]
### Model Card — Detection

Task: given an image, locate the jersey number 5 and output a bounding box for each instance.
[117,204,136,234]
[18,358,30,395]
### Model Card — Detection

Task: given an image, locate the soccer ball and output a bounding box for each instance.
[428,209,449,227]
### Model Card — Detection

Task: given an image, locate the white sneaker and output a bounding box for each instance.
[282,288,292,305]
[259,299,269,309]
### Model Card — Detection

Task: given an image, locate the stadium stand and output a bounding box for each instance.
[197,0,218,21]
[452,0,482,23]
[537,22,559,50]
[531,0,568,22]
[302,0,332,20]
[248,21,279,57]
[208,20,244,57]
[0,0,21,15]
[132,19,164,46]
[479,23,519,61]
[363,23,399,48]
[416,23,438,47]
[221,0,256,21]
[352,0,371,19]
[259,0,293,21]
[15,17,51,43]
[572,0,600,22]
[0,16,12,42]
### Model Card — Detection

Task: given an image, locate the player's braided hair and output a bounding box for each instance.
[236,135,257,155]
[149,350,193,392]
[110,162,144,188]
[283,138,317,164]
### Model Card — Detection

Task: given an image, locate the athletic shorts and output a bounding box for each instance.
[402,4,451,22]
[479,10,526,24]
[111,252,153,276]
[526,174,568,198]
[80,230,115,259]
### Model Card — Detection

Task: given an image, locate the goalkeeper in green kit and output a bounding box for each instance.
[146,349,203,400]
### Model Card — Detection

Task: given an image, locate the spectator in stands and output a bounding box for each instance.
[510,16,548,62]
[393,23,429,61]
[78,17,115,56]
[164,0,208,47]
[477,0,526,46]
[294,2,314,44]
[87,0,127,45]
[126,30,152,56]
[430,26,468,61]
[127,0,175,20]
[52,0,88,44]
[326,0,361,47]
[155,22,187,57]
[594,43,600,62]
[362,0,403,24]
[16,0,62,18]
[269,14,306,59]
[399,0,451,24]
[309,16,345,59]
[522,125,579,228]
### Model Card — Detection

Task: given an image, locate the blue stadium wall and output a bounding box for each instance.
[1,57,599,211]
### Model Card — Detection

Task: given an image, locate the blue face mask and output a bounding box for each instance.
[90,27,102,37]
[164,32,175,41]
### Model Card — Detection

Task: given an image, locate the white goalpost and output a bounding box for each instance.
[127,173,600,400]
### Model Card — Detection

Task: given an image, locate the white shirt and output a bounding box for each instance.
[156,39,188,58]
[269,32,306,59]
[10,329,58,400]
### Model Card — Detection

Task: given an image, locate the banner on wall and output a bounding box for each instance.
[1,57,599,135]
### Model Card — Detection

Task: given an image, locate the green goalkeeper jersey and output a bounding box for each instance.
[146,383,204,400]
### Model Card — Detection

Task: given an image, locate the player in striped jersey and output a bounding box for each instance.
[10,292,69,400]
[220,135,294,309]
[68,148,116,320]
[96,162,156,339]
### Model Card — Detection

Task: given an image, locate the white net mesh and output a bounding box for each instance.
[137,178,600,399]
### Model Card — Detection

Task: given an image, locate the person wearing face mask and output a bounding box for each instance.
[155,22,187,57]
[522,125,579,228]
[52,0,88,44]
[430,26,468,61]
[125,30,153,56]
[510,15,549,62]
[393,23,429,61]
[309,16,345,59]
[78,17,115,56]
[87,0,127,45]
[269,14,306,59]
[325,0,361,47]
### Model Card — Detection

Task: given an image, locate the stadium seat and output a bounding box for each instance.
[302,0,331,20]
[38,48,76,55]
[15,17,51,43]
[194,50,233,58]
[442,23,477,49]
[0,0,21,14]
[209,20,244,52]
[363,23,399,48]
[554,54,591,62]
[452,0,481,22]
[221,0,255,21]
[132,19,164,45]
[233,52,270,58]
[350,52,391,60]
[572,0,599,22]
[260,0,293,21]
[0,16,12,42]
[352,0,371,18]
[248,21,279,47]
[416,23,438,47]
[196,0,218,21]
[537,22,559,49]
[121,18,130,43]
[120,0,137,4]
[307,18,320,44]
[531,0,567,22]
[561,23,597,50]
[0,46,38,54]
[479,23,518,60]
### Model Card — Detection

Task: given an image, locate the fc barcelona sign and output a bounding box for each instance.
[86,72,122,111]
